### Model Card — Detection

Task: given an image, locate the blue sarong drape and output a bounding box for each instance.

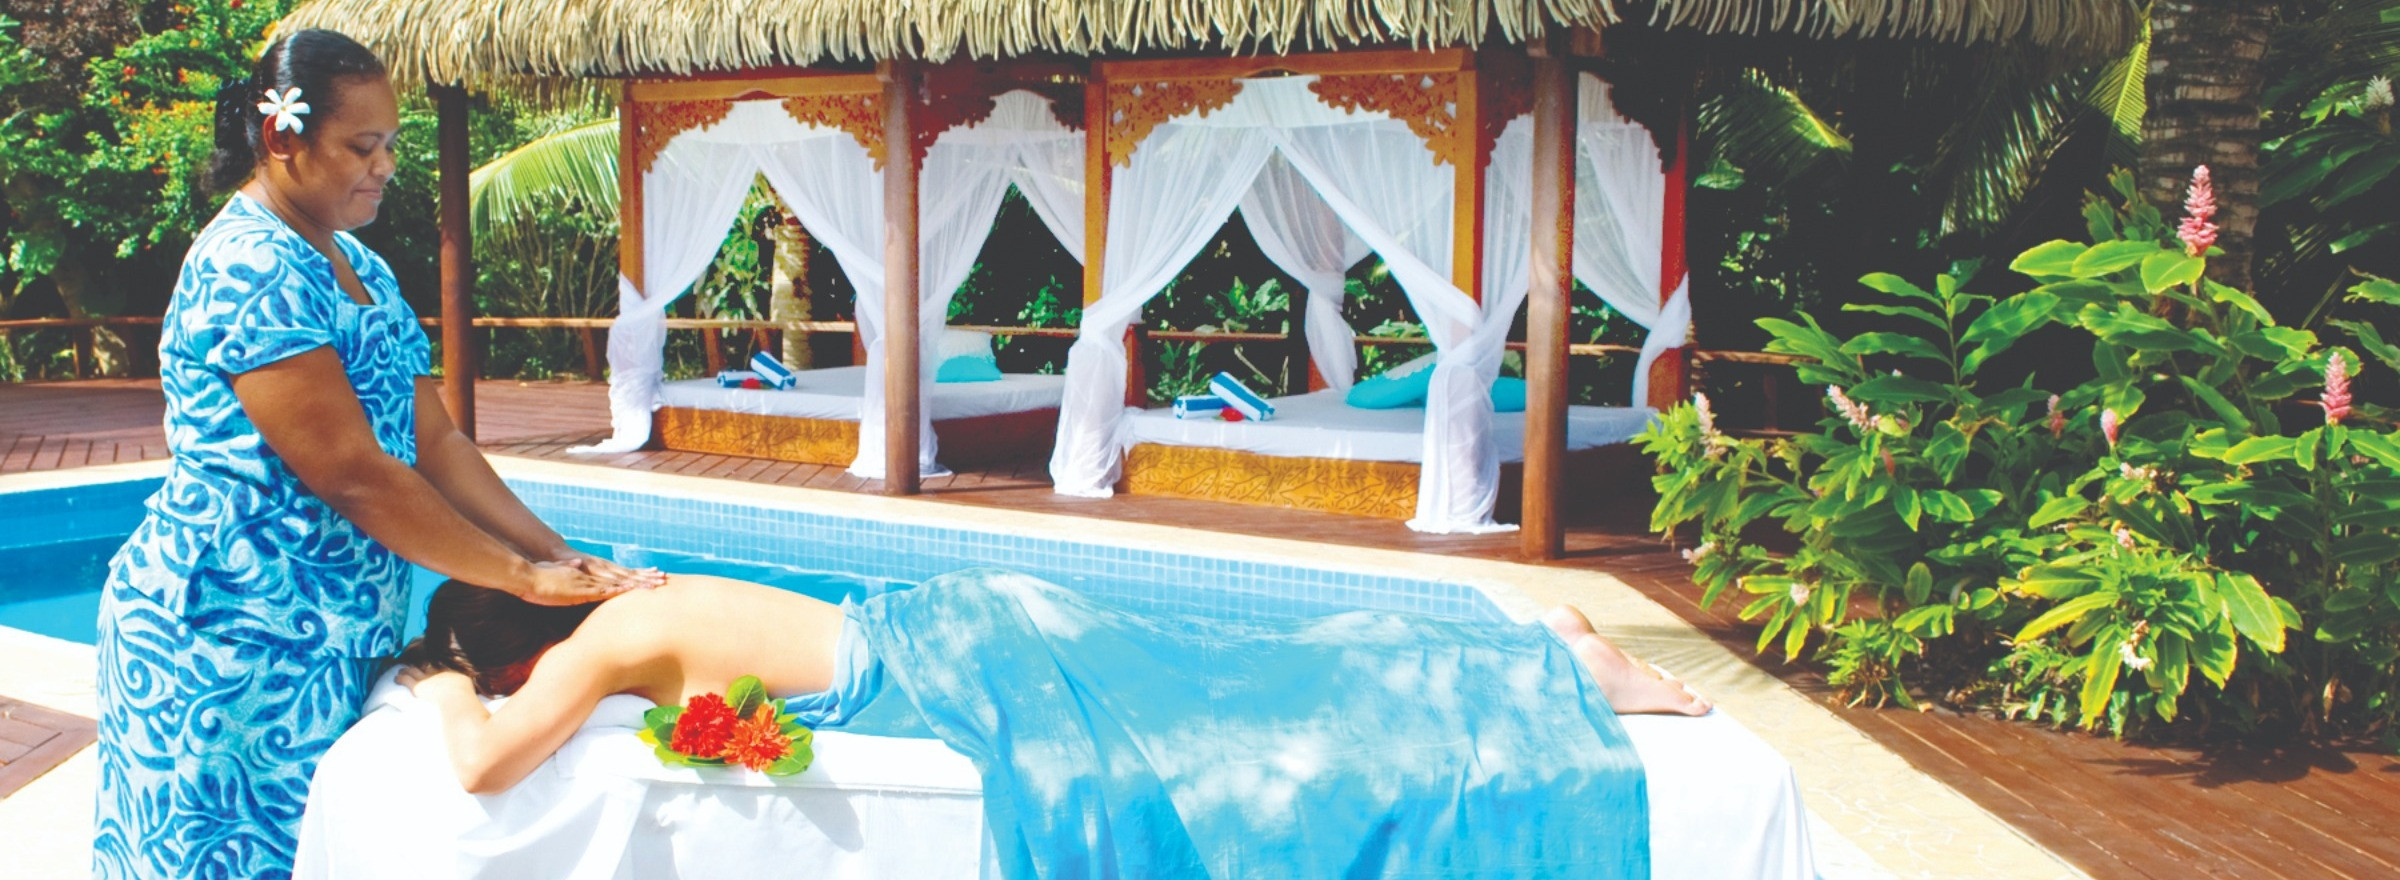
[788,568,1648,879]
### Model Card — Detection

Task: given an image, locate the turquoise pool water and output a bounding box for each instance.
[0,475,1506,648]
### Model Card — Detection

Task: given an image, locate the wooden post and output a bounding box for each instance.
[1645,114,1692,410]
[881,60,923,494]
[619,97,644,312]
[1522,35,1575,560]
[434,83,476,439]
[701,327,725,374]
[1084,70,1138,406]
[578,327,603,379]
[1451,63,1485,308]
[1290,283,1322,392]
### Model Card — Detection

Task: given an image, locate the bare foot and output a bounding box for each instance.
[1561,630,1711,716]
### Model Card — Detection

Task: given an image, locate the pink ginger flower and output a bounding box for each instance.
[2045,394,2066,437]
[2101,409,2122,449]
[2322,352,2352,425]
[1827,385,1874,432]
[1693,392,1717,436]
[2113,525,2138,550]
[2178,166,2219,257]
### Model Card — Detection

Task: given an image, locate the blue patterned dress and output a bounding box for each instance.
[94,192,430,880]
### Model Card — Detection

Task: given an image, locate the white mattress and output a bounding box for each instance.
[1129,388,1658,463]
[297,671,1816,880]
[659,366,1065,422]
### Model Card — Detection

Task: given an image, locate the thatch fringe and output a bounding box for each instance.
[278,0,2139,92]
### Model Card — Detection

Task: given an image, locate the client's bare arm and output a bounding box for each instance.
[404,638,629,794]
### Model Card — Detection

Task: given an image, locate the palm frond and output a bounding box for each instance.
[1696,68,1852,190]
[1923,55,2087,236]
[469,118,619,238]
[2084,17,2149,169]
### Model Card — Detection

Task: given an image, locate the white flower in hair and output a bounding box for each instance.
[257,87,311,134]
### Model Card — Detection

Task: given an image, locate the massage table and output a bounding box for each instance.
[296,671,1817,879]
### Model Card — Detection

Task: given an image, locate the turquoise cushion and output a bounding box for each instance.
[1491,377,1527,412]
[1346,356,1437,409]
[935,355,1004,383]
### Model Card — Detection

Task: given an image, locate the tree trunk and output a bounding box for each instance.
[766,208,814,369]
[2142,0,2277,291]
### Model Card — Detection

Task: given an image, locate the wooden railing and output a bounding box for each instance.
[0,317,165,379]
[3,314,1805,428]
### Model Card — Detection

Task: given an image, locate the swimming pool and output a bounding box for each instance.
[0,474,1508,648]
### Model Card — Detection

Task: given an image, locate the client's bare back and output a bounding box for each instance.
[572,575,849,707]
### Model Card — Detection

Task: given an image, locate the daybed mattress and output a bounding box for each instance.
[659,366,1065,422]
[297,671,1817,879]
[1128,388,1658,463]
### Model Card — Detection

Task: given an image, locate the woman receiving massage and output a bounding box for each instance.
[400,569,1708,877]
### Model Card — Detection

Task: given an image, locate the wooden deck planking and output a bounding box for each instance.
[0,696,98,800]
[8,378,2400,879]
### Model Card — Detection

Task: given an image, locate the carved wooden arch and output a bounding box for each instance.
[627,99,734,177]
[1091,48,1527,169]
[1103,80,1243,166]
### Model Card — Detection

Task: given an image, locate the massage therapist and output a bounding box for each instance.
[93,30,657,879]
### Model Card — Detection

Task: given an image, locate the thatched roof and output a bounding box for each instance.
[279,0,2143,89]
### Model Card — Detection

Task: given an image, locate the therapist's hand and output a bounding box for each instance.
[520,560,639,606]
[548,549,666,591]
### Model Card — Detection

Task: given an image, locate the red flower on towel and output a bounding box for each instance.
[722,706,793,772]
[639,675,816,776]
[667,693,738,758]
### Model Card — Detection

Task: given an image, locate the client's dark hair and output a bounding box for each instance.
[204,28,388,192]
[397,580,599,696]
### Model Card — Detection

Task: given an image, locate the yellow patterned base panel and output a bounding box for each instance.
[1121,443,1644,520]
[1120,444,1424,519]
[654,406,1062,467]
[656,407,859,465]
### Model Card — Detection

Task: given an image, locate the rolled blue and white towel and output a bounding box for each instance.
[1173,395,1227,419]
[1208,372,1274,421]
[750,352,797,390]
[715,370,761,388]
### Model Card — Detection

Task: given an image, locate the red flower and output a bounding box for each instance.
[721,706,791,772]
[668,693,738,758]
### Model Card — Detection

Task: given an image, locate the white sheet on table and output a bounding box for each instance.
[1127,388,1657,463]
[297,671,1814,880]
[657,367,1065,422]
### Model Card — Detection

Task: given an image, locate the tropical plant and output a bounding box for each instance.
[1642,169,2400,739]
[2257,0,2400,318]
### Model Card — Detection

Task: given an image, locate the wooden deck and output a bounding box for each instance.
[5,378,2399,877]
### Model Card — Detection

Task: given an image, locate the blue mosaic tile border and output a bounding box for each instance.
[0,476,1504,623]
[511,480,1505,623]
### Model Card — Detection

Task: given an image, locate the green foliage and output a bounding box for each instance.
[1643,172,2400,738]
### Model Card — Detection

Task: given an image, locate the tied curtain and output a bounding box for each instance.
[573,94,1083,478]
[1573,78,1689,407]
[1238,157,1371,392]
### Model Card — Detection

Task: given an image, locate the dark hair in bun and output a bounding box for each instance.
[204,29,387,192]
